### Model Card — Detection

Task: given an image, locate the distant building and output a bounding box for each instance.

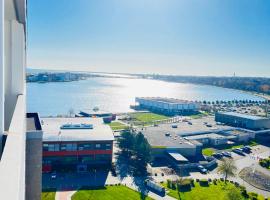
[135,97,199,115]
[215,112,270,130]
[42,118,114,172]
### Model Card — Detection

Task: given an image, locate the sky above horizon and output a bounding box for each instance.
[27,0,270,77]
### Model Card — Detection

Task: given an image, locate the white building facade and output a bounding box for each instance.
[0,0,27,199]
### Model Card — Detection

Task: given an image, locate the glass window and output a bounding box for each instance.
[106,143,111,150]
[48,144,54,151]
[54,144,60,151]
[66,144,73,151]
[72,144,77,151]
[95,144,101,149]
[43,144,49,151]
[61,144,66,150]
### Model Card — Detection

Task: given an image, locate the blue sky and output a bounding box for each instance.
[27,0,270,76]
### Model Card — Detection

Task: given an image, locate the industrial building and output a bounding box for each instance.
[42,118,114,172]
[215,112,270,130]
[135,97,199,115]
[141,127,202,163]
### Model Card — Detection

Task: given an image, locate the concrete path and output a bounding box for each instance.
[55,190,76,200]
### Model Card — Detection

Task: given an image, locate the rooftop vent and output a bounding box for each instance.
[60,123,93,130]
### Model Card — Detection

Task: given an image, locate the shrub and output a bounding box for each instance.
[190,178,195,187]
[199,179,209,186]
[167,180,172,189]
[177,179,191,192]
[196,178,200,182]
[248,192,258,200]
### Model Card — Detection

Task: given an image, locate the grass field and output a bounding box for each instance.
[218,140,258,150]
[72,185,153,200]
[129,112,169,124]
[108,121,129,130]
[41,191,56,200]
[163,181,265,200]
[190,111,210,119]
[202,148,215,156]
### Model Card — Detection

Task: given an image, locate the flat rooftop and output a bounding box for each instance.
[219,112,269,120]
[145,116,233,137]
[184,133,226,140]
[142,129,199,148]
[42,117,114,142]
[136,97,195,104]
[26,113,42,131]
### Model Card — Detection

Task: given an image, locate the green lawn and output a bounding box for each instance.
[72,185,153,200]
[163,181,266,200]
[129,112,169,124]
[190,111,210,119]
[163,181,267,200]
[42,191,56,200]
[108,122,129,130]
[220,140,258,150]
[202,148,215,156]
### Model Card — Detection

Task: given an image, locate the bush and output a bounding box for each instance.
[213,179,217,185]
[171,182,176,190]
[199,179,209,186]
[190,178,195,187]
[196,179,200,182]
[248,192,258,200]
[167,180,172,189]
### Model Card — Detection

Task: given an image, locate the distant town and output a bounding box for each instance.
[26,70,270,97]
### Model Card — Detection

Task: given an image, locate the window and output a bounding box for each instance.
[95,144,101,149]
[48,144,55,151]
[66,143,77,151]
[106,143,111,150]
[43,144,49,151]
[54,144,60,151]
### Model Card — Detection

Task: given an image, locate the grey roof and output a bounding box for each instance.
[167,150,188,162]
[184,133,226,140]
[142,128,197,148]
[42,118,114,142]
[219,112,268,120]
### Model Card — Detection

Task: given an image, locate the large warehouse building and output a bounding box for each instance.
[135,97,199,115]
[215,112,270,130]
[42,118,114,172]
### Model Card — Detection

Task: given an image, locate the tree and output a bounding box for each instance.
[218,158,237,182]
[118,130,135,157]
[225,187,243,200]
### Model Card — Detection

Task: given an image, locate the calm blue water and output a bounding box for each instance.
[27,77,264,116]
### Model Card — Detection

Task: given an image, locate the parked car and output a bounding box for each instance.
[171,124,178,128]
[221,151,232,157]
[188,121,193,125]
[198,165,208,174]
[213,153,223,159]
[241,147,251,153]
[206,124,212,127]
[232,148,245,156]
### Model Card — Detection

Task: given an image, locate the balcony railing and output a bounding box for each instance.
[0,94,26,200]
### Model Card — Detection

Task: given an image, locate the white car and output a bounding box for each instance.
[198,165,208,174]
